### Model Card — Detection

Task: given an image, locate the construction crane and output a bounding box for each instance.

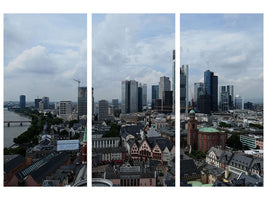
[73,79,81,87]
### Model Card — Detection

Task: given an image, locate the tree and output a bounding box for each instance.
[226,134,243,150]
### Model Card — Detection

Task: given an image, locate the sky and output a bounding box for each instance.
[92,14,175,102]
[180,14,263,103]
[4,14,87,102]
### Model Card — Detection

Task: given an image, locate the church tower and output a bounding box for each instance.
[187,110,198,151]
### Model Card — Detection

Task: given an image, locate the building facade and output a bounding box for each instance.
[121,80,138,113]
[204,70,218,112]
[98,100,109,121]
[20,95,26,108]
[78,87,87,117]
[180,65,188,113]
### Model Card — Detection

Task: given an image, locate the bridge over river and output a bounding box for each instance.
[4,121,31,127]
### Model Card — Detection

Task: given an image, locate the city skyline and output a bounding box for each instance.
[4,14,87,102]
[180,14,263,103]
[92,14,175,102]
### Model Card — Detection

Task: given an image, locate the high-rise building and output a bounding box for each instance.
[152,85,159,100]
[78,87,87,117]
[235,95,244,110]
[194,82,204,111]
[34,98,42,109]
[20,95,26,108]
[198,92,211,114]
[92,88,94,116]
[159,76,171,100]
[112,99,119,107]
[138,84,143,112]
[163,91,173,113]
[151,85,159,109]
[204,70,218,112]
[42,97,49,109]
[180,65,188,113]
[98,100,109,121]
[172,50,175,114]
[59,101,72,120]
[219,85,234,111]
[142,83,147,107]
[227,85,234,109]
[121,80,138,113]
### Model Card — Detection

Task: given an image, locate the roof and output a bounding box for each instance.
[189,110,195,114]
[147,137,174,151]
[219,151,233,164]
[4,154,26,174]
[198,127,222,133]
[208,147,223,159]
[230,153,253,168]
[16,152,69,183]
[180,159,200,177]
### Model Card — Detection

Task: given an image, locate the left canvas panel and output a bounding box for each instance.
[3,14,87,187]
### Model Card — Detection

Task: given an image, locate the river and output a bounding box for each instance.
[4,108,31,148]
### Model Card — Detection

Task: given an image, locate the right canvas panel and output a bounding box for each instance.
[180,14,263,187]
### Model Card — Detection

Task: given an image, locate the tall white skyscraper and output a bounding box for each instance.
[121,80,138,113]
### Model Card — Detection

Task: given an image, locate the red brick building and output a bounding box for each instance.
[187,110,226,152]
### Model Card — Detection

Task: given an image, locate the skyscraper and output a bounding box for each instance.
[151,85,159,109]
[159,76,171,100]
[78,87,87,117]
[20,95,26,108]
[194,82,204,111]
[98,100,109,121]
[42,97,49,109]
[180,65,188,113]
[235,95,243,110]
[142,83,147,107]
[138,84,143,112]
[121,80,138,113]
[172,50,175,114]
[92,88,94,116]
[227,85,234,109]
[34,98,42,109]
[204,70,218,112]
[163,91,173,113]
[219,85,234,111]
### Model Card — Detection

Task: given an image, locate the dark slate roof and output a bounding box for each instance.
[127,138,136,149]
[232,173,263,186]
[120,125,144,138]
[147,137,174,151]
[4,154,26,174]
[105,165,155,179]
[202,163,224,176]
[92,147,127,154]
[208,147,223,159]
[229,153,253,168]
[250,158,263,176]
[219,151,234,165]
[180,159,200,177]
[16,152,69,183]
